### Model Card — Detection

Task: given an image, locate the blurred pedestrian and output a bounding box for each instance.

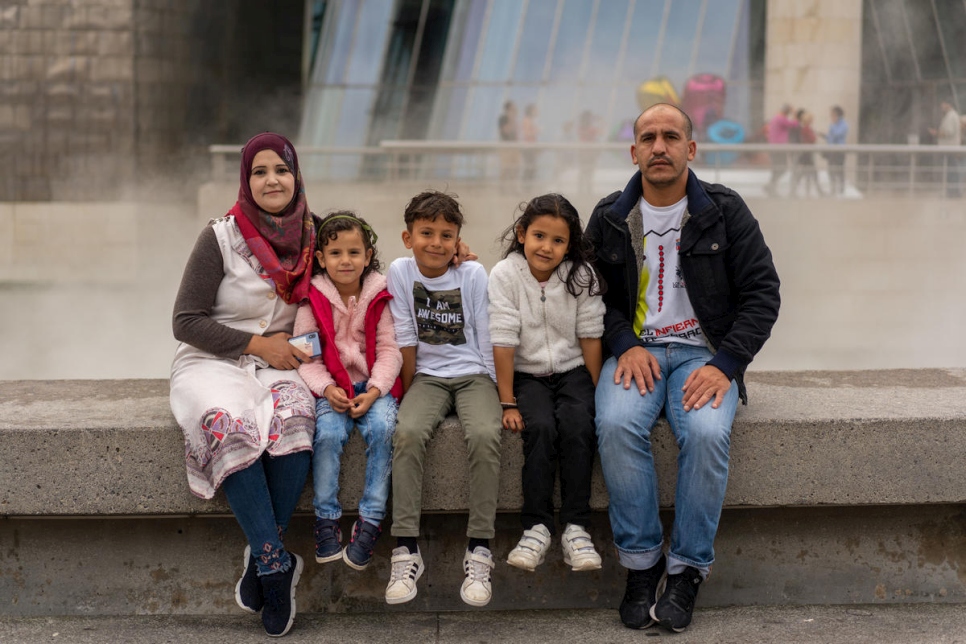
[763,103,797,196]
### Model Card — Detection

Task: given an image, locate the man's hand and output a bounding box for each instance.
[681,365,731,411]
[614,346,661,395]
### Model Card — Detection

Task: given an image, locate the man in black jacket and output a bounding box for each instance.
[586,104,780,633]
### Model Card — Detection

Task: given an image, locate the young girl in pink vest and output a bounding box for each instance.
[294,212,402,571]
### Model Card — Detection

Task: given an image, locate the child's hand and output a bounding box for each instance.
[324,385,352,413]
[348,389,379,419]
[502,408,525,433]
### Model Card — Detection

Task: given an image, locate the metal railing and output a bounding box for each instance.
[210,142,966,197]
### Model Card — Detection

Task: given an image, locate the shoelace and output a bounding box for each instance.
[390,556,419,582]
[464,553,493,582]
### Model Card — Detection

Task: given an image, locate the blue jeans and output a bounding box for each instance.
[221,450,311,576]
[312,383,396,523]
[595,344,738,577]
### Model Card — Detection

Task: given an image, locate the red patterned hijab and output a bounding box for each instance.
[229,132,315,304]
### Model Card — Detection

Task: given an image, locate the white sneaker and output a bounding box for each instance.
[561,523,602,571]
[506,524,552,571]
[385,547,424,605]
[460,546,495,607]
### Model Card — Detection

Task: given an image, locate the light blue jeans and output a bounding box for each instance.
[595,344,738,578]
[312,383,397,522]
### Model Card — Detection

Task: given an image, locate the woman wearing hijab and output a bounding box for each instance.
[170,132,316,637]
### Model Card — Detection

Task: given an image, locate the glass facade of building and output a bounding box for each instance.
[300,0,765,176]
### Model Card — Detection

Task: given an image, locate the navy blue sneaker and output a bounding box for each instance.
[260,553,303,637]
[234,545,263,613]
[650,565,703,632]
[314,517,343,563]
[343,518,381,570]
[619,555,667,629]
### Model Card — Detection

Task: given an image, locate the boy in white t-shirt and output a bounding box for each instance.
[384,190,502,608]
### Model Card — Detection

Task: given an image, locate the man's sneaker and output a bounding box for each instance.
[619,555,667,629]
[506,524,552,571]
[343,519,382,571]
[650,566,703,632]
[460,546,495,607]
[561,523,602,571]
[385,547,424,605]
[260,553,303,637]
[234,545,263,613]
[314,518,343,563]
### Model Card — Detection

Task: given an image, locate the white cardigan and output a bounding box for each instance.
[487,252,605,375]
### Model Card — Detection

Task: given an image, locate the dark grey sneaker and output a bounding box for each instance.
[234,545,263,613]
[619,555,666,629]
[650,565,703,632]
[343,519,382,571]
[260,553,303,637]
[314,518,343,563]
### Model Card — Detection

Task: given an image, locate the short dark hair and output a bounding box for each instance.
[831,105,844,118]
[403,190,465,230]
[633,103,694,140]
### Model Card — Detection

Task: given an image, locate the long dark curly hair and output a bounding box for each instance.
[500,193,605,298]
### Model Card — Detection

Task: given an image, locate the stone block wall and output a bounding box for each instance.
[0,0,223,201]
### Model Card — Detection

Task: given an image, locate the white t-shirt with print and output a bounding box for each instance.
[633,195,705,347]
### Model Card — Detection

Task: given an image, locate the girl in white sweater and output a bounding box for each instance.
[487,194,606,573]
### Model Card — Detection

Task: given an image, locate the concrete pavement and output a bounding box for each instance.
[1,605,965,643]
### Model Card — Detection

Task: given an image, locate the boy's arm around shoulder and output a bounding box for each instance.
[464,261,497,382]
[387,258,418,349]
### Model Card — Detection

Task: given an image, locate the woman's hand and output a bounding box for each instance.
[245,333,309,371]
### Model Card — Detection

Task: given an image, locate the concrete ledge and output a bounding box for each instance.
[2,369,966,517]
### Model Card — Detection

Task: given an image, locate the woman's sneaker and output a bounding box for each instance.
[234,545,263,613]
[506,524,552,571]
[385,547,424,605]
[343,519,381,571]
[260,553,303,637]
[313,518,343,563]
[460,546,495,607]
[560,523,602,571]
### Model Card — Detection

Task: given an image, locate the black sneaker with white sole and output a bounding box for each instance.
[260,553,303,637]
[650,565,703,632]
[234,545,263,613]
[619,555,666,629]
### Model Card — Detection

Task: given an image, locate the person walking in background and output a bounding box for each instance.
[586,104,780,633]
[294,212,402,574]
[790,109,825,198]
[763,103,797,196]
[820,105,849,196]
[488,194,606,575]
[929,99,962,197]
[521,104,540,184]
[498,101,520,181]
[170,132,316,638]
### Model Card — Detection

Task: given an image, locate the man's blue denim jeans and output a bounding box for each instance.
[312,383,396,523]
[595,343,738,578]
[222,450,311,576]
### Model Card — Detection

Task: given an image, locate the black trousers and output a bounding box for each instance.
[514,366,596,533]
